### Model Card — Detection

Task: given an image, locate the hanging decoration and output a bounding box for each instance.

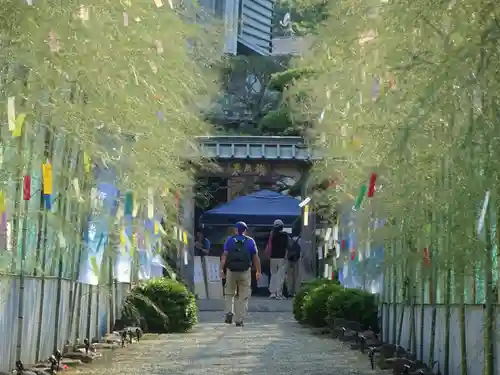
[7,97,16,131]
[371,77,380,100]
[303,204,309,226]
[423,247,431,266]
[182,231,188,245]
[42,162,53,210]
[477,190,490,236]
[83,152,91,173]
[350,248,357,261]
[124,191,134,215]
[147,187,154,219]
[368,173,377,197]
[23,175,31,201]
[353,184,367,210]
[132,202,140,218]
[13,113,26,137]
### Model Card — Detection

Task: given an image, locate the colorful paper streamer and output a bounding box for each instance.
[303,204,309,226]
[83,152,91,173]
[182,231,188,244]
[368,173,377,197]
[23,175,31,201]
[477,190,490,236]
[423,247,431,266]
[7,97,15,131]
[147,188,154,219]
[353,184,367,210]
[42,162,53,195]
[124,191,134,215]
[13,113,26,137]
[44,194,52,210]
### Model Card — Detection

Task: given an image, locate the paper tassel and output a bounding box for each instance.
[132,202,140,218]
[7,97,15,131]
[368,173,377,197]
[120,228,127,246]
[350,248,357,261]
[72,178,84,202]
[303,205,309,226]
[83,152,91,173]
[154,40,164,54]
[13,113,26,137]
[183,249,188,265]
[44,194,52,210]
[23,176,31,200]
[341,239,346,250]
[353,184,367,210]
[123,12,129,26]
[124,191,133,215]
[147,188,154,219]
[154,0,163,7]
[423,247,431,266]
[42,162,53,195]
[115,202,124,221]
[0,191,5,214]
[58,232,66,248]
[154,221,159,235]
[182,231,188,244]
[477,190,490,236]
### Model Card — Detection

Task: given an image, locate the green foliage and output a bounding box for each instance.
[293,279,378,330]
[301,282,342,327]
[326,288,378,331]
[122,278,198,333]
[292,278,335,323]
[268,68,316,92]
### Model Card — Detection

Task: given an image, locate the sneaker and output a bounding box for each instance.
[235,321,244,327]
[224,312,233,324]
[269,293,276,299]
[276,295,285,300]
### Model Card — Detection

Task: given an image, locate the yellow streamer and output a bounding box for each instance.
[12,113,26,137]
[182,231,188,244]
[154,221,159,235]
[0,191,5,214]
[83,152,91,173]
[42,163,53,195]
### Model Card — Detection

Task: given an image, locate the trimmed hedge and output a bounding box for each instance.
[293,278,378,331]
[122,277,198,333]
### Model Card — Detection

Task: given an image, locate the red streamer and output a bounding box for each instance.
[23,175,31,201]
[341,239,346,250]
[423,247,431,266]
[368,173,377,197]
[350,248,356,260]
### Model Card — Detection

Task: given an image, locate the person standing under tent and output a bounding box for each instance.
[266,219,290,299]
[286,234,301,298]
[220,221,261,326]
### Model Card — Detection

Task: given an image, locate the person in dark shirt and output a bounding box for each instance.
[267,219,290,299]
[194,232,211,256]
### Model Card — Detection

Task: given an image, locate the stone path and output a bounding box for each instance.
[69,303,388,375]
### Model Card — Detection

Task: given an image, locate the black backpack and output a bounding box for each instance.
[287,236,301,262]
[226,236,251,272]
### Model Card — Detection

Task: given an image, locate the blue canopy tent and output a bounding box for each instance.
[199,190,301,227]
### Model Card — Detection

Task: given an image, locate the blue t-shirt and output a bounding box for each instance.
[195,238,211,256]
[223,235,257,255]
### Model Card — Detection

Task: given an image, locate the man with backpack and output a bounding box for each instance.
[220,221,261,326]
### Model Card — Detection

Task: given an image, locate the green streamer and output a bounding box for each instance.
[353,184,367,210]
[124,191,134,216]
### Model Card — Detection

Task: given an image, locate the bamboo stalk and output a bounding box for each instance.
[391,238,397,344]
[459,268,468,375]
[428,210,438,368]
[483,204,494,375]
[34,128,54,361]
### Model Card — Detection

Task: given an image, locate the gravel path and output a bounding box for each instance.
[68,310,388,375]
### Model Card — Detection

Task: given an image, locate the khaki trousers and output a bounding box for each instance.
[224,269,251,322]
[286,260,300,295]
[269,258,286,296]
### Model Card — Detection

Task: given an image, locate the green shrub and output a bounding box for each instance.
[302,282,342,327]
[122,277,198,333]
[326,287,378,330]
[292,278,335,323]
